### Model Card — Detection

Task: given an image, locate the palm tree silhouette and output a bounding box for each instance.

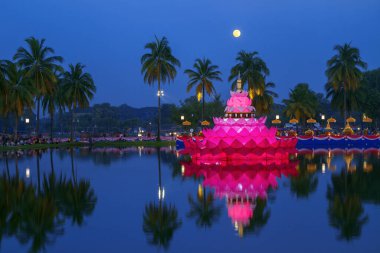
[327,170,368,240]
[142,147,182,249]
[187,185,222,228]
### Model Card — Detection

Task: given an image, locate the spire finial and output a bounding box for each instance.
[236,71,242,92]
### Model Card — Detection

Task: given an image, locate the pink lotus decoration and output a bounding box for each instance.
[181,89,297,161]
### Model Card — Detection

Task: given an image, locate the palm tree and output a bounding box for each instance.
[42,78,65,142]
[325,43,367,122]
[184,58,222,124]
[0,60,10,129]
[283,83,318,124]
[141,36,180,141]
[253,82,278,116]
[229,51,269,99]
[187,186,222,228]
[62,63,96,142]
[3,61,35,139]
[325,82,362,117]
[14,37,63,136]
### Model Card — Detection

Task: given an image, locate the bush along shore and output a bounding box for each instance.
[0,140,175,152]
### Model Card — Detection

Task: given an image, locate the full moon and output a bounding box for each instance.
[233,29,241,38]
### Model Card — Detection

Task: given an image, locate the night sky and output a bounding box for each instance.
[1,0,379,108]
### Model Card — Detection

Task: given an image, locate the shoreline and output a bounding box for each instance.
[0,140,176,152]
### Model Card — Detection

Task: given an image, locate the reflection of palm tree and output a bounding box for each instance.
[327,171,368,240]
[17,196,64,253]
[142,147,182,249]
[61,149,97,226]
[187,185,222,228]
[244,198,271,236]
[143,202,182,249]
[290,157,318,198]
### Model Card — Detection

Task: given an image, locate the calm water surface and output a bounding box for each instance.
[1,147,380,253]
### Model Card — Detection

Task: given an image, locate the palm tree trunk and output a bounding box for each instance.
[157,147,162,208]
[36,152,41,193]
[157,80,161,141]
[343,83,347,125]
[70,109,74,142]
[202,82,205,126]
[14,116,18,141]
[50,148,55,174]
[70,148,76,185]
[50,112,54,142]
[36,97,40,137]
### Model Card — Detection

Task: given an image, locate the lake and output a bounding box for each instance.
[0,147,380,253]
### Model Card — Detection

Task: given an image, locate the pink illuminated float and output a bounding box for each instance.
[181,77,297,161]
[180,78,298,236]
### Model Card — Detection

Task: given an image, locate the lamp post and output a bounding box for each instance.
[25,118,30,137]
[321,114,325,135]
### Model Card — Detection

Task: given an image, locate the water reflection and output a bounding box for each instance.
[142,148,182,250]
[182,158,298,237]
[0,149,97,252]
[1,147,380,251]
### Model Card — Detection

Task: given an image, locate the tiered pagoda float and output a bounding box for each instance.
[181,77,297,161]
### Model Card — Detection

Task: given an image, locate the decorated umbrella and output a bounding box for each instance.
[346,116,356,123]
[306,118,316,124]
[363,116,373,123]
[327,117,336,123]
[289,118,299,124]
[201,120,210,126]
[271,119,281,124]
[182,120,191,126]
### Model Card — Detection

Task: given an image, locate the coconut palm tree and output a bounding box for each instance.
[14,37,63,136]
[42,78,65,142]
[325,43,367,122]
[141,36,180,141]
[184,58,222,124]
[253,81,278,116]
[0,60,10,128]
[283,83,319,124]
[62,63,96,142]
[325,82,362,117]
[229,51,269,99]
[3,61,35,139]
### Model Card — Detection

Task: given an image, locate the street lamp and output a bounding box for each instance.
[180,115,184,121]
[158,186,165,200]
[25,118,29,124]
[157,90,164,97]
[321,114,325,121]
[275,115,280,120]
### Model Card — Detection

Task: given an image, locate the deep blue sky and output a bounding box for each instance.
[1,0,379,108]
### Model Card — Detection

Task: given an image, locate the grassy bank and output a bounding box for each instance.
[0,140,176,152]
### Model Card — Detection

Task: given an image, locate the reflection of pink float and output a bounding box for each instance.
[181,86,297,161]
[183,158,298,236]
